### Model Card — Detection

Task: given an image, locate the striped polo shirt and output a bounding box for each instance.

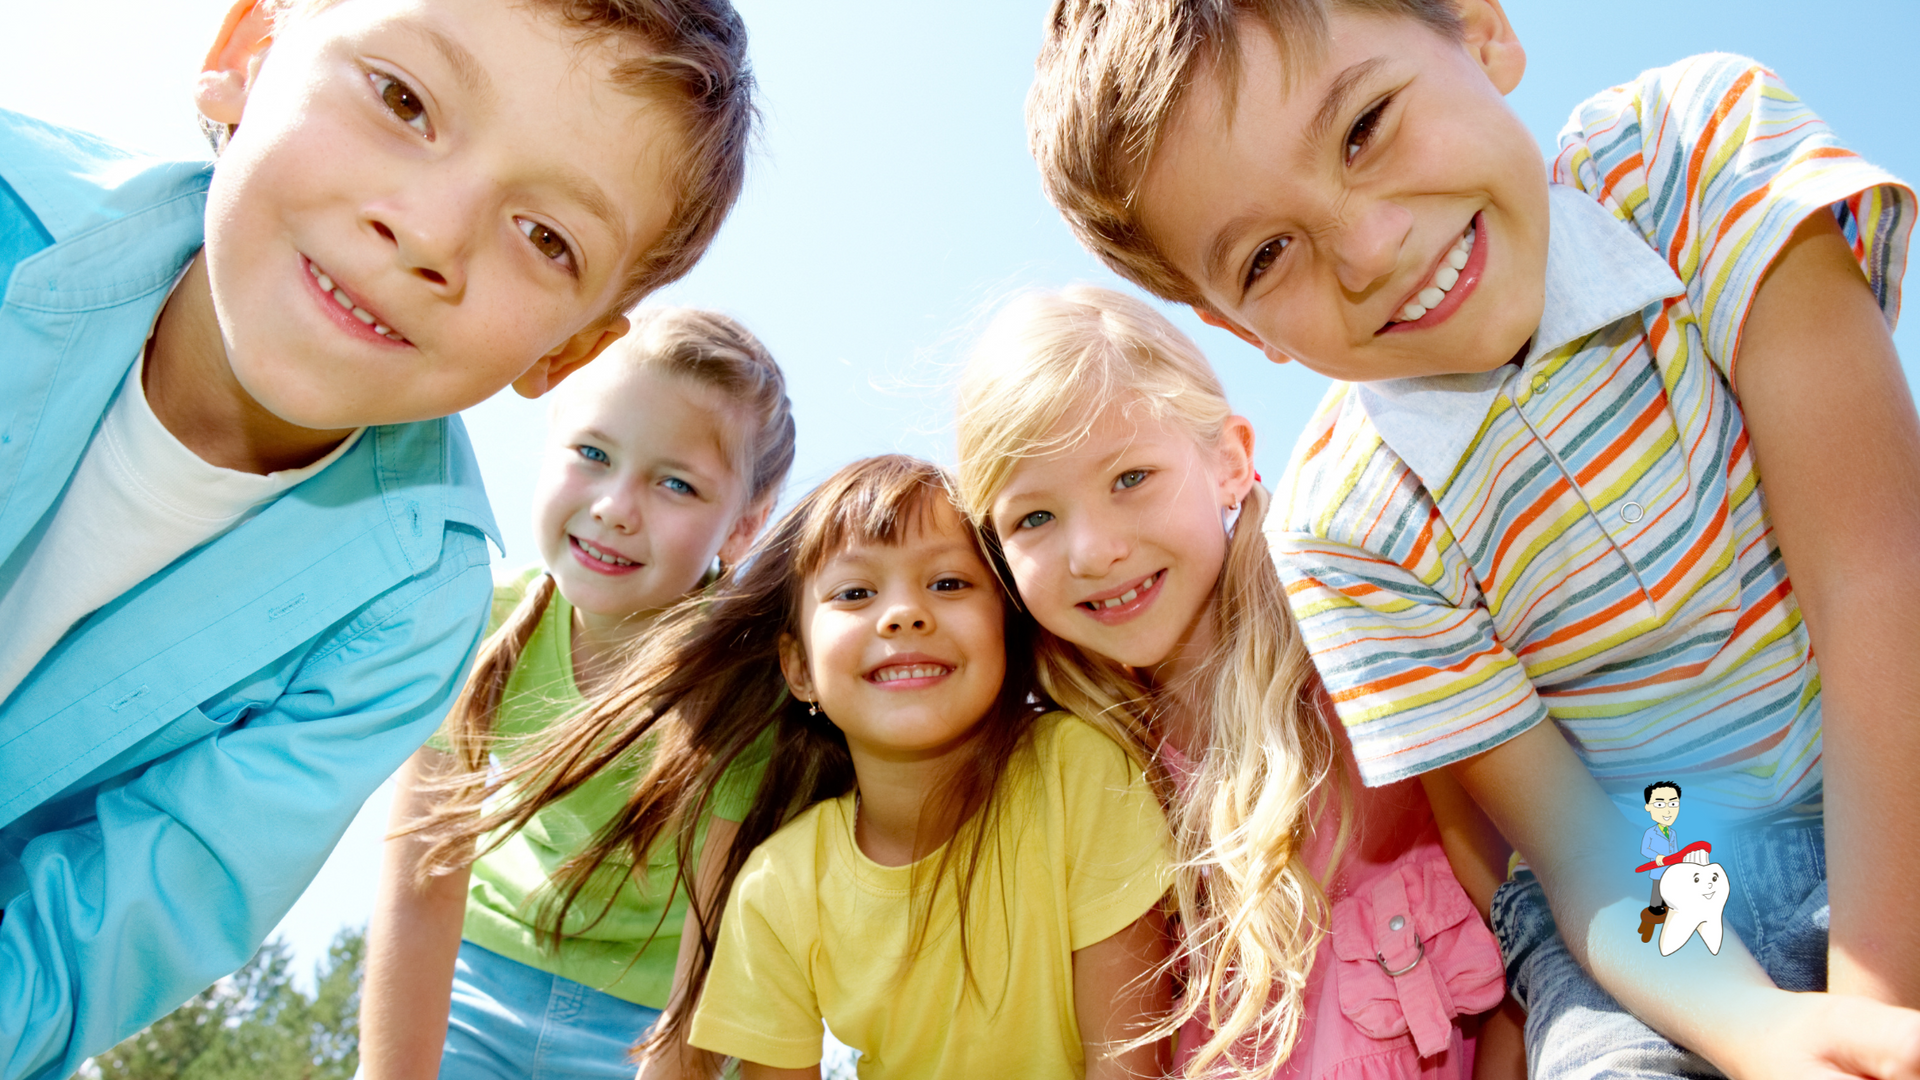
[1268,54,1912,822]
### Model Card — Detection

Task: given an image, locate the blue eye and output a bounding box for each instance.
[576,445,609,465]
[1115,469,1148,491]
[662,477,695,496]
[1017,510,1053,530]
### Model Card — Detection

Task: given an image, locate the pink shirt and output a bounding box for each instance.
[1164,737,1504,1078]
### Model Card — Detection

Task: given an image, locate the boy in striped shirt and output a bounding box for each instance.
[1028,0,1920,1076]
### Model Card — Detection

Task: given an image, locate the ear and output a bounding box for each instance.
[1454,0,1526,95]
[195,0,277,127]
[717,495,775,567]
[1216,414,1259,506]
[776,631,816,706]
[1193,305,1294,365]
[513,315,631,399]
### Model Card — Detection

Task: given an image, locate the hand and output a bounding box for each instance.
[1723,992,1920,1080]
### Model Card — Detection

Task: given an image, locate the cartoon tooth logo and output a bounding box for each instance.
[1658,849,1728,956]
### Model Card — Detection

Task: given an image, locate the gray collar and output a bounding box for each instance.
[1354,184,1686,495]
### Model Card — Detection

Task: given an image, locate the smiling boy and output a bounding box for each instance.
[0,0,752,1075]
[1030,0,1920,1077]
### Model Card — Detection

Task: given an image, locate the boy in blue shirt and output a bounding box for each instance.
[0,0,754,1076]
[1028,0,1920,1077]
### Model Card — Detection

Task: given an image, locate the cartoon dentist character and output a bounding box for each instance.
[1634,780,1730,954]
[1641,781,1685,929]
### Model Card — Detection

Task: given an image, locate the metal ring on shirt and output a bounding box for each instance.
[1376,932,1426,977]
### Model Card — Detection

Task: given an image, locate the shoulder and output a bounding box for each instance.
[1029,711,1140,780]
[1555,54,1787,194]
[0,108,213,244]
[1270,382,1436,560]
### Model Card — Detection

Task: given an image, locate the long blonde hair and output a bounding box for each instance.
[954,285,1341,1077]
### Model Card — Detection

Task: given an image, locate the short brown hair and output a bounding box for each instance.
[264,0,756,313]
[1027,0,1459,308]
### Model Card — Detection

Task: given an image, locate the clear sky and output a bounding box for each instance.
[6,0,1914,981]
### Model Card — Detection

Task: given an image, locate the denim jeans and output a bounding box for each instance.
[1490,814,1828,1079]
[437,941,664,1080]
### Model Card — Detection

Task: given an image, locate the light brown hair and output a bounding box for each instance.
[956,285,1344,1077]
[1027,0,1461,309]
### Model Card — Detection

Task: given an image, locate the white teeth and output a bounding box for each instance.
[374,323,391,336]
[1091,572,1155,610]
[1392,224,1475,325]
[351,306,376,325]
[311,258,406,342]
[874,664,948,683]
[315,271,334,292]
[331,287,353,309]
[575,538,635,566]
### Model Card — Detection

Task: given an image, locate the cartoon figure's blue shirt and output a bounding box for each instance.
[0,109,498,1080]
[1642,823,1683,880]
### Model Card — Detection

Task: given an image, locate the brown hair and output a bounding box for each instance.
[416,455,1046,1063]
[1028,0,1460,308]
[261,0,756,313]
[442,305,793,777]
[956,286,1344,1077]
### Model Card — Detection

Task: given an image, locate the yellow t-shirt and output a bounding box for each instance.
[688,713,1170,1078]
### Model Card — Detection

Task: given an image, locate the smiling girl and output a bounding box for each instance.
[433,455,1174,1079]
[358,307,792,1080]
[955,286,1515,1079]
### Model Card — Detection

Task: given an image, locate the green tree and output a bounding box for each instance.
[79,926,364,1080]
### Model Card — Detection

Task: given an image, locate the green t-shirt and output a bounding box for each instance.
[451,569,765,1006]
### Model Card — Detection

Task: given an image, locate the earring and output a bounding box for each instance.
[807,700,819,716]
[1222,498,1243,536]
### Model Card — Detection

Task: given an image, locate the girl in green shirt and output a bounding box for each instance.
[358,307,794,1080]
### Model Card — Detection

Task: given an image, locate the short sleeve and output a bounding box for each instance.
[687,851,826,1068]
[1552,53,1913,386]
[1267,425,1551,786]
[1048,718,1172,951]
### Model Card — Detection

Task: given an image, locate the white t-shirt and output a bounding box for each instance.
[0,356,362,704]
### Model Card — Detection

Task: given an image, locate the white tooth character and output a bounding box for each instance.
[1658,861,1729,956]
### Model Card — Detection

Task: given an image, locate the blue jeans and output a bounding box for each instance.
[1491,814,1828,1079]
[437,941,664,1080]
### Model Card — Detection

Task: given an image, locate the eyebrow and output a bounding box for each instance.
[1303,57,1389,154]
[547,168,629,256]
[1203,210,1268,291]
[405,23,495,109]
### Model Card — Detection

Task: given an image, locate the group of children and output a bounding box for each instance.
[3,1,1917,1080]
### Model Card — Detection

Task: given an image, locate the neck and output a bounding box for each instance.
[1145,592,1220,759]
[569,605,658,698]
[845,735,976,868]
[144,251,356,474]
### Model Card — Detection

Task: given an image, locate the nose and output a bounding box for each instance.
[1064,514,1129,580]
[591,485,642,534]
[366,172,482,299]
[879,598,932,635]
[1327,197,1413,295]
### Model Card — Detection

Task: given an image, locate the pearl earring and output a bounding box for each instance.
[808,700,819,716]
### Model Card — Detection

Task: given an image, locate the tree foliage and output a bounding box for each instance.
[77,926,364,1080]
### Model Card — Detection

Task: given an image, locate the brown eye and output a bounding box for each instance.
[518,218,574,266]
[371,73,430,133]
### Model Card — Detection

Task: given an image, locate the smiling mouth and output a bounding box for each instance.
[869,663,953,684]
[1079,570,1160,612]
[306,258,408,342]
[1384,219,1477,328]
[572,536,637,568]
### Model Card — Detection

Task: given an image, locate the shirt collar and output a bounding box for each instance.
[1355,184,1687,495]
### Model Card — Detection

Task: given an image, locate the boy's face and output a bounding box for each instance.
[199,0,680,430]
[1136,2,1549,383]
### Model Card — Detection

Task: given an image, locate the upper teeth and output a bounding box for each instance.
[1394,225,1475,324]
[308,260,407,341]
[873,664,948,683]
[576,537,635,566]
[1094,572,1157,609]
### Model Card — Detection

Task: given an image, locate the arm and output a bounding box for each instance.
[0,547,489,1080]
[739,1066,818,1080]
[1418,770,1511,921]
[1448,720,1920,1080]
[636,816,739,1080]
[1732,212,1920,1006]
[1074,907,1172,1080]
[357,749,472,1080]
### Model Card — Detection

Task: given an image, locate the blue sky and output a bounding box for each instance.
[6,0,1915,979]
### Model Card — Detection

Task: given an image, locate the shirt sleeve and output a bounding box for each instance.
[1049,718,1172,952]
[424,566,539,755]
[687,850,826,1069]
[1267,416,1551,787]
[0,531,491,1080]
[1552,52,1913,388]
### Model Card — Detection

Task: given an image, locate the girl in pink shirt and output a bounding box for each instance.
[955,285,1520,1078]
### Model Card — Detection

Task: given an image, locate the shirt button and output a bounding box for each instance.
[1530,373,1550,394]
[1621,501,1646,524]
[1389,915,1406,931]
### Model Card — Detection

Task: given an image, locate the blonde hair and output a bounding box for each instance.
[442,305,794,779]
[1027,0,1461,308]
[955,285,1341,1076]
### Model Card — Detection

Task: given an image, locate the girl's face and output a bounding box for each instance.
[781,500,1008,764]
[533,364,764,625]
[989,400,1255,674]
